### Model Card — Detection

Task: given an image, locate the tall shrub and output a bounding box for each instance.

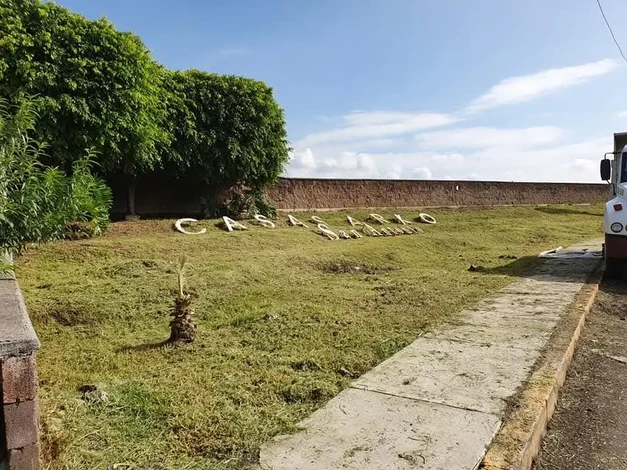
[0,98,111,258]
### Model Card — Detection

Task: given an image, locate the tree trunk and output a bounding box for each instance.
[126,176,138,216]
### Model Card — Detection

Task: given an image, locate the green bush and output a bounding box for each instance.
[201,185,277,219]
[64,157,112,238]
[0,98,111,257]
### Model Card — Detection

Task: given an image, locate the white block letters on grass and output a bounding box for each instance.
[394,214,411,225]
[347,216,363,226]
[175,218,207,235]
[288,215,308,228]
[369,213,390,224]
[222,216,248,232]
[254,214,276,229]
[318,224,340,240]
[204,212,431,238]
[362,223,382,237]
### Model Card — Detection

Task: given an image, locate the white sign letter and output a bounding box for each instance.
[223,216,248,232]
[254,214,276,229]
[347,216,363,226]
[288,215,308,228]
[174,218,207,235]
[394,214,411,225]
[369,213,390,224]
[362,223,382,236]
[318,223,339,240]
[350,229,363,238]
[311,215,326,224]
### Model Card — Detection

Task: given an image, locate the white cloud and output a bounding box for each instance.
[416,126,564,150]
[286,150,380,178]
[427,153,465,165]
[343,111,431,126]
[573,158,597,172]
[466,59,619,113]
[284,137,610,182]
[449,137,609,182]
[286,59,617,182]
[412,167,433,179]
[617,111,627,118]
[386,164,404,179]
[289,148,316,169]
[297,111,460,147]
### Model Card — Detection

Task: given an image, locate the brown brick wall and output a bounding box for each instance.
[109,175,610,216]
[1,353,40,470]
[266,179,610,210]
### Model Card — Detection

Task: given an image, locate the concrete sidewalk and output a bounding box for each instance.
[259,241,602,470]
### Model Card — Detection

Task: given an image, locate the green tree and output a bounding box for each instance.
[0,0,170,214]
[167,70,290,216]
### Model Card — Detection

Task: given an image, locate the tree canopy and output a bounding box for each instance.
[0,0,171,176]
[168,70,290,190]
[0,0,289,215]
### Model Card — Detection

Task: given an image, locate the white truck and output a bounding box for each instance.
[601,132,627,277]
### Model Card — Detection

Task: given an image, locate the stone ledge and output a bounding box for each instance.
[0,279,40,358]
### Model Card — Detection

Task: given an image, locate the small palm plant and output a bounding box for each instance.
[169,255,197,343]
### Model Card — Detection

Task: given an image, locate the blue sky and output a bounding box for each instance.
[58,0,627,182]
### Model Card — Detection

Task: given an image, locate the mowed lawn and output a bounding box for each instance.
[17,205,603,469]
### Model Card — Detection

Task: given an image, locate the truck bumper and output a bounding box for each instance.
[605,234,627,260]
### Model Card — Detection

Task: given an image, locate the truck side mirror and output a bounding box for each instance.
[601,159,611,181]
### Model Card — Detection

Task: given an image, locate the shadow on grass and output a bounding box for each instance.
[116,340,171,353]
[534,206,603,217]
[472,254,602,283]
[472,256,540,277]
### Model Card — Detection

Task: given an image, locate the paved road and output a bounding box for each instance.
[535,279,627,470]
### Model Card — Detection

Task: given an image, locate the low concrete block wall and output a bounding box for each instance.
[266,179,610,210]
[0,278,40,470]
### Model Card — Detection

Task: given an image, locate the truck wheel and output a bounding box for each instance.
[605,257,623,279]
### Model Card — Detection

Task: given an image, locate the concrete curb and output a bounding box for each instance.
[480,264,603,470]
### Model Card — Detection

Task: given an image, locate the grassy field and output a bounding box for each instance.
[17,205,603,469]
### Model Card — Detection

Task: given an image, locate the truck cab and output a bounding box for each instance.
[602,132,627,276]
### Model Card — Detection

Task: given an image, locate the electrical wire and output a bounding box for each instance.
[595,0,627,65]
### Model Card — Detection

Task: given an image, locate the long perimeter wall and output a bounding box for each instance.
[266,178,609,210]
[109,176,610,217]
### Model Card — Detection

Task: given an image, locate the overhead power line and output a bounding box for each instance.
[595,0,627,65]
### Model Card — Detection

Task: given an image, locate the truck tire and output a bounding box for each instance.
[605,257,623,279]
